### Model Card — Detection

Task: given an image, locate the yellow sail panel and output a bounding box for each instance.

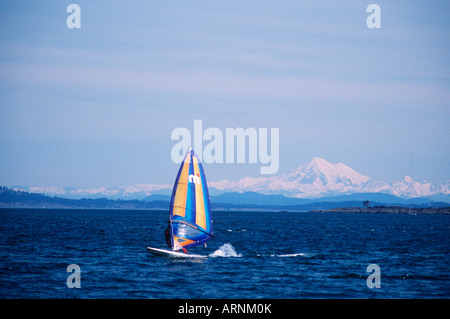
[172,162,190,218]
[193,156,206,230]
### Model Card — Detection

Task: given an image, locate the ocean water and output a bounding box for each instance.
[0,208,449,299]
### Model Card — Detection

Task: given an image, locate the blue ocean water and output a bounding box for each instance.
[0,208,449,299]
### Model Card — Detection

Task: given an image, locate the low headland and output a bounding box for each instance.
[309,206,450,215]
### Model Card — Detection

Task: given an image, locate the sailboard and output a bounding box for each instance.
[147,147,213,258]
[146,247,207,258]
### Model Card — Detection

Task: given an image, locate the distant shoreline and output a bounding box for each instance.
[1,206,449,215]
[1,186,449,214]
[309,206,450,215]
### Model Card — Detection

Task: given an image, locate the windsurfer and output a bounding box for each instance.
[165,222,171,248]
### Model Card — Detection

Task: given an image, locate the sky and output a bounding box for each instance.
[0,0,449,188]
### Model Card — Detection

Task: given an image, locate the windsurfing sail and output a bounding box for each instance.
[168,147,213,251]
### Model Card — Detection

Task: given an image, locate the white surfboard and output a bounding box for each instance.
[146,247,207,258]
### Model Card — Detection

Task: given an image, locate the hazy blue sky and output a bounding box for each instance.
[1,1,449,188]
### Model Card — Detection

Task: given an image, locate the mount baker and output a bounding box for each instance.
[209,157,449,199]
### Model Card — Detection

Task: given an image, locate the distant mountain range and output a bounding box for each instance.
[9,157,450,203]
[209,157,450,201]
[1,187,448,210]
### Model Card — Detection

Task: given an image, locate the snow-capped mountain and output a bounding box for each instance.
[209,157,371,197]
[209,157,449,199]
[390,176,450,198]
[18,183,172,200]
[14,157,449,200]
